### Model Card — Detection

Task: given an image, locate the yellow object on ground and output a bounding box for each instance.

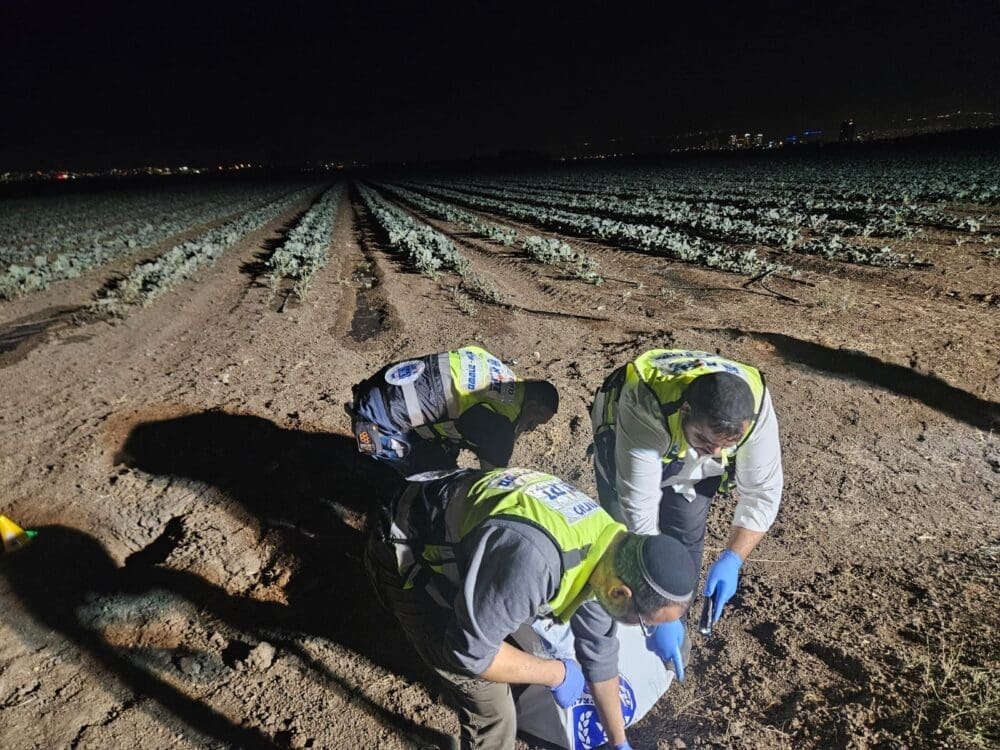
[0,514,35,554]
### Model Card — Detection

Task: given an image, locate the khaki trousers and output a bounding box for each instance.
[363,530,517,750]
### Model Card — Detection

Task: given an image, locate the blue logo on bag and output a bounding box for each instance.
[571,677,637,750]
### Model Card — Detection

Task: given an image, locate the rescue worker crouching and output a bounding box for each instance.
[591,349,784,632]
[348,346,559,474]
[365,467,697,750]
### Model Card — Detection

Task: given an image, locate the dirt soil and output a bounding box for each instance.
[1,186,998,750]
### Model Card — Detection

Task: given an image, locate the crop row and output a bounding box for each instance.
[482,154,1000,205]
[377,183,602,284]
[357,184,468,276]
[435,180,925,268]
[266,184,345,299]
[357,184,505,306]
[460,161,994,235]
[1,189,195,256]
[92,186,317,315]
[405,183,779,276]
[435,180,803,247]
[446,177,921,240]
[0,185,278,264]
[0,186,291,300]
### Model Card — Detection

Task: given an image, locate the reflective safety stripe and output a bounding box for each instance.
[400,381,426,429]
[391,488,418,582]
[438,352,459,419]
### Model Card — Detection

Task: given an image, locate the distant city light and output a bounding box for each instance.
[0,108,996,185]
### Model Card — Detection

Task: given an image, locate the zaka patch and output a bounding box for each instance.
[487,468,547,490]
[385,360,425,386]
[524,479,600,524]
[651,351,741,376]
[458,351,517,403]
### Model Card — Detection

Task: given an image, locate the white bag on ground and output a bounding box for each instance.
[512,620,674,750]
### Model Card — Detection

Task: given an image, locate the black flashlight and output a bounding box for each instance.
[698,595,714,636]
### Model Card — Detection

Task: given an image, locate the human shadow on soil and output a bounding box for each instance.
[113,411,435,661]
[113,410,402,550]
[0,410,459,748]
[2,526,282,749]
[3,522,459,748]
[715,328,1000,431]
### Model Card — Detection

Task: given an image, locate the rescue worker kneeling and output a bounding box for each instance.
[348,346,559,475]
[365,467,697,750]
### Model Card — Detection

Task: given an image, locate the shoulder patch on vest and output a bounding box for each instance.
[385,360,425,385]
[523,479,601,525]
[487,468,547,490]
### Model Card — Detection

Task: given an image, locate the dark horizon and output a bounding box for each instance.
[3,0,999,172]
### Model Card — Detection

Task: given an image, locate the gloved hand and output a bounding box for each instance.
[615,742,635,750]
[704,549,743,624]
[550,658,585,708]
[645,618,686,682]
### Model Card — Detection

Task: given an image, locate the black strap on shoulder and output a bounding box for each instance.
[659,397,683,420]
[735,372,767,450]
[559,544,591,571]
[489,514,592,581]
[599,363,629,394]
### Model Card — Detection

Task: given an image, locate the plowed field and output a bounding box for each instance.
[1,179,997,750]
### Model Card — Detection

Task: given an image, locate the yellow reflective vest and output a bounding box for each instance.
[597,349,766,491]
[430,347,525,439]
[392,468,625,622]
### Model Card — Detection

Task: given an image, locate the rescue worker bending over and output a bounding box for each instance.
[365,467,696,750]
[348,346,558,474]
[591,349,783,629]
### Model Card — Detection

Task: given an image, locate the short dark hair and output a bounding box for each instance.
[523,380,559,414]
[684,372,754,436]
[613,533,696,616]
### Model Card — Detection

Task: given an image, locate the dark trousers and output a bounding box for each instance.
[363,529,517,750]
[657,487,713,576]
[594,442,713,576]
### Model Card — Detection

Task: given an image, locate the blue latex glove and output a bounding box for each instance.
[615,743,635,750]
[704,549,743,623]
[645,618,686,682]
[550,658,585,708]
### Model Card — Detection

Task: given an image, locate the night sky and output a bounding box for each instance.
[2,0,999,170]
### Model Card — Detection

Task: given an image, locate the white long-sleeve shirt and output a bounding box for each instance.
[609,381,783,535]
